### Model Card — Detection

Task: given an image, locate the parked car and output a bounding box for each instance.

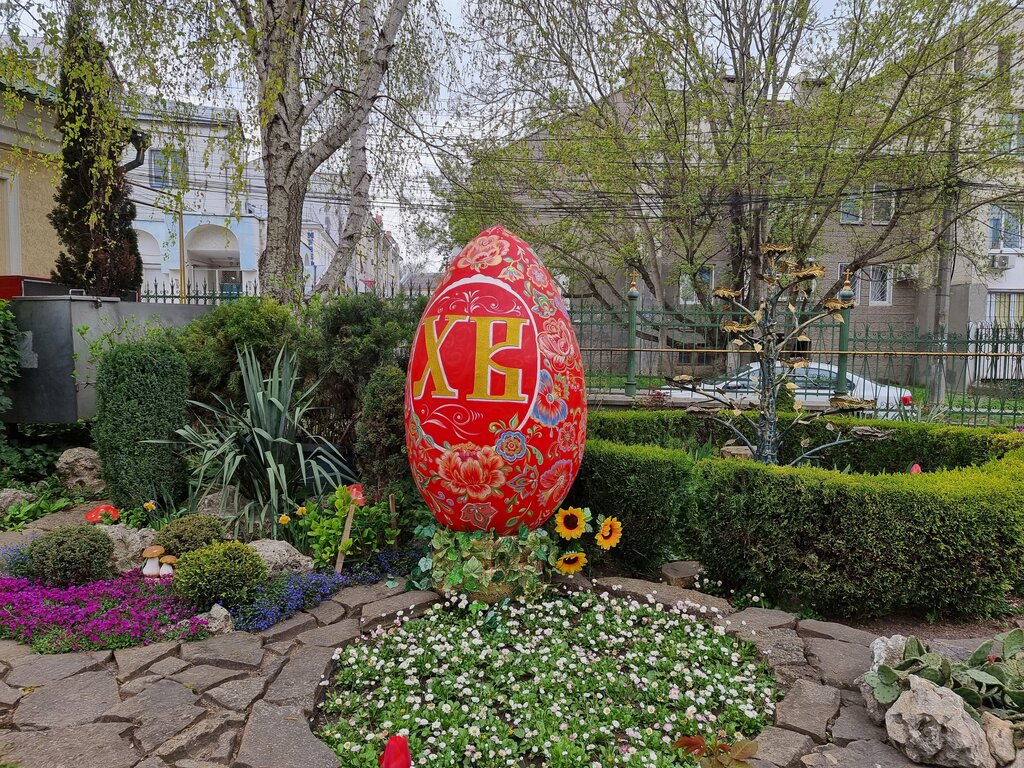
[659,362,913,417]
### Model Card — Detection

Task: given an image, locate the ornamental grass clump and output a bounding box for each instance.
[0,572,206,653]
[318,592,776,767]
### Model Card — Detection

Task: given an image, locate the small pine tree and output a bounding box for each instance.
[48,3,142,295]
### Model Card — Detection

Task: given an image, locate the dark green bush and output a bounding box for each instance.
[153,514,227,556]
[567,438,694,576]
[94,340,189,508]
[173,297,300,404]
[355,363,412,502]
[27,525,113,586]
[297,292,423,445]
[0,300,20,417]
[173,541,267,610]
[688,453,1024,618]
[586,409,1024,472]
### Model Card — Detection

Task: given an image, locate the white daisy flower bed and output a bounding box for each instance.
[317,591,776,767]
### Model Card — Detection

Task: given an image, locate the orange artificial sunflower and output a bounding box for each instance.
[596,517,623,550]
[556,552,588,575]
[554,507,586,540]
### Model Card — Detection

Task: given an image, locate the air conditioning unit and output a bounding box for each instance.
[992,252,1012,270]
[892,264,919,282]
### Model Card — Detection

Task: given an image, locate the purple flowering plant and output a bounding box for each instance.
[0,572,208,654]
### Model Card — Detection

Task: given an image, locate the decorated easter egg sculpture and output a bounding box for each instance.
[405,226,586,534]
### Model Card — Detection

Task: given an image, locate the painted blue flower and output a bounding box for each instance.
[495,429,529,462]
[532,370,568,427]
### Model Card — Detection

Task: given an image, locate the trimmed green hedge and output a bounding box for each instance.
[586,409,1024,472]
[95,340,189,509]
[566,438,694,576]
[689,453,1024,618]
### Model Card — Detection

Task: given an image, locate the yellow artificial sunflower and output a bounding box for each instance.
[278,514,291,526]
[596,517,623,550]
[296,506,307,517]
[554,507,586,540]
[556,552,587,575]
[143,500,156,512]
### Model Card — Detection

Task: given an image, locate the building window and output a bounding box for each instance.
[868,265,893,306]
[838,264,861,305]
[871,185,894,224]
[990,205,1023,250]
[679,265,714,304]
[999,113,1024,155]
[150,149,188,190]
[988,291,1024,326]
[839,187,862,224]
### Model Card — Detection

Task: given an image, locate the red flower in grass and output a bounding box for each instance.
[910,463,922,474]
[348,484,366,506]
[379,735,411,768]
[85,504,119,524]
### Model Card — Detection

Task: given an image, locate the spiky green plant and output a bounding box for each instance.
[175,345,355,541]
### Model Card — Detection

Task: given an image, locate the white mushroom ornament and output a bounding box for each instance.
[159,555,177,577]
[141,545,165,578]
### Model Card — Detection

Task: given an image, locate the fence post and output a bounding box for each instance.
[834,271,855,396]
[625,272,639,398]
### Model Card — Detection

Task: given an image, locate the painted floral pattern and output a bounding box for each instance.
[405,226,587,534]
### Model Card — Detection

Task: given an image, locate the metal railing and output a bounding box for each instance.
[138,281,260,305]
[568,301,1024,427]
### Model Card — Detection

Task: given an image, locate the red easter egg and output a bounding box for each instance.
[404,226,587,534]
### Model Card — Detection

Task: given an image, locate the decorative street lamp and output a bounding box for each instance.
[834,270,856,397]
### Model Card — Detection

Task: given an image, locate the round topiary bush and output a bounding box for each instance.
[27,525,114,586]
[173,541,267,611]
[154,514,227,556]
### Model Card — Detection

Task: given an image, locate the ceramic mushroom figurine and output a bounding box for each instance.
[141,545,165,578]
[159,555,177,577]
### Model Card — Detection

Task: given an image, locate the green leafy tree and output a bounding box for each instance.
[48,3,141,296]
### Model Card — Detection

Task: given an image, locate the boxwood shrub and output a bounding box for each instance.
[566,438,694,576]
[688,453,1024,618]
[586,409,1024,472]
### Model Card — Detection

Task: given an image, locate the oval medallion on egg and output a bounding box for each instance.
[404,226,587,534]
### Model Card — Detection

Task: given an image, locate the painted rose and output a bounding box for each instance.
[532,370,568,427]
[538,460,573,506]
[436,443,506,500]
[526,264,550,288]
[537,318,575,369]
[460,502,499,528]
[456,235,509,272]
[557,421,578,454]
[495,429,528,462]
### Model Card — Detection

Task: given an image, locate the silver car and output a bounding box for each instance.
[660,362,913,416]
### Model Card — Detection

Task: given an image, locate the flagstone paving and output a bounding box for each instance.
[0,573,995,766]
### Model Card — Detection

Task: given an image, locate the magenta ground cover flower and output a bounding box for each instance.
[0,572,207,654]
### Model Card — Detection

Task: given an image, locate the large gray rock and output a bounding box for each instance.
[0,488,36,514]
[831,703,886,746]
[775,679,841,743]
[55,447,105,495]
[7,650,101,687]
[262,645,334,715]
[885,675,996,768]
[0,722,140,768]
[114,639,180,682]
[982,712,1016,766]
[331,581,405,611]
[722,607,797,635]
[870,635,907,672]
[753,726,814,768]
[297,618,361,648]
[800,738,917,768]
[659,560,703,587]
[195,486,246,519]
[805,638,873,690]
[592,576,734,616]
[12,671,120,728]
[235,701,339,768]
[734,627,807,669]
[100,524,156,573]
[102,678,205,753]
[203,677,268,712]
[194,603,234,635]
[180,631,264,669]
[259,612,316,642]
[796,619,878,647]
[248,538,314,576]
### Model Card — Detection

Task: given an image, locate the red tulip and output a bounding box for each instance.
[379,735,411,768]
[910,463,922,474]
[86,504,119,524]
[901,394,913,406]
[348,483,366,507]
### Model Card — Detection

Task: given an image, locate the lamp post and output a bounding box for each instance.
[625,272,640,398]
[834,271,855,397]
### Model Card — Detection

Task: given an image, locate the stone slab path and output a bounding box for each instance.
[0,568,998,767]
[0,581,441,768]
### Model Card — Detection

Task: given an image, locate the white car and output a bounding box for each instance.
[660,362,913,416]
